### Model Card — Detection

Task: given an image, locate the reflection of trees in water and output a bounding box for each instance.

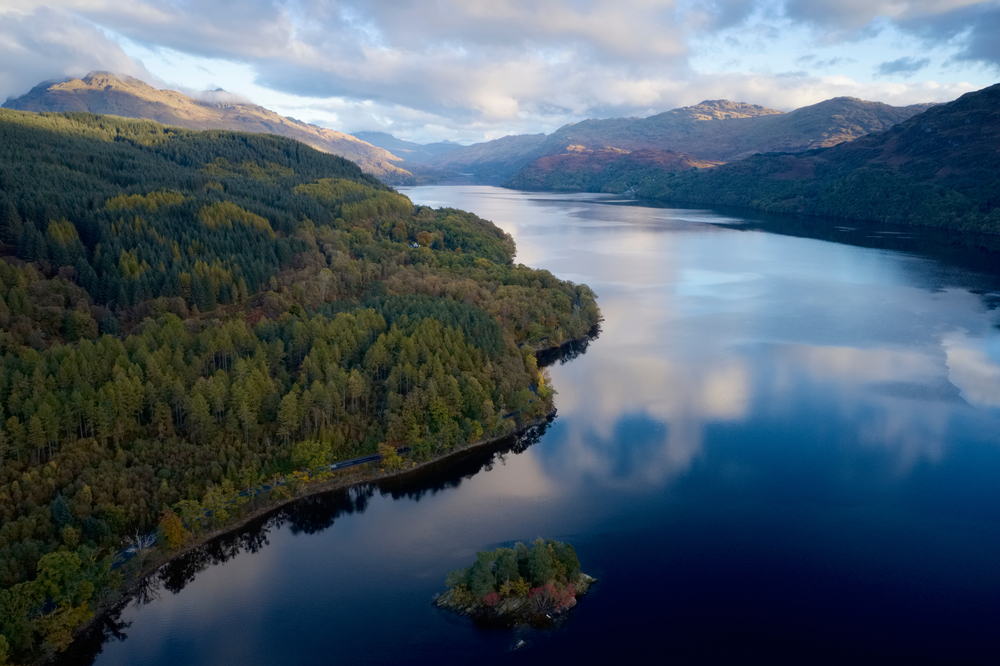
[156,485,376,595]
[57,418,553,666]
[378,419,551,502]
[131,575,161,608]
[536,326,600,368]
[285,484,375,536]
[159,519,275,594]
[658,202,1000,289]
[58,609,133,666]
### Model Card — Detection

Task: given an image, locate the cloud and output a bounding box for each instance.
[782,0,988,33]
[0,0,995,141]
[944,331,1000,410]
[0,7,159,102]
[898,1,1000,66]
[796,55,856,68]
[783,0,1000,69]
[876,56,932,77]
[187,89,253,106]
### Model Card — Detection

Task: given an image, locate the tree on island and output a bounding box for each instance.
[442,538,588,616]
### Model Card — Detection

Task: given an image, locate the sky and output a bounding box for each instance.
[0,0,998,144]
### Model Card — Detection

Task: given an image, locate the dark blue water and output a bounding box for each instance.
[70,188,1000,664]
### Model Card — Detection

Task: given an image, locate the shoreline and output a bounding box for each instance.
[57,412,557,663]
[52,329,600,663]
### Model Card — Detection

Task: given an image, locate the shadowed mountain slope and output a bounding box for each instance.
[352,131,461,163]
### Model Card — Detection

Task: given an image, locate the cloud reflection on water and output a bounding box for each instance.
[944,331,1000,410]
[404,187,1000,491]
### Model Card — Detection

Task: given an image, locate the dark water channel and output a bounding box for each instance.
[68,187,1000,664]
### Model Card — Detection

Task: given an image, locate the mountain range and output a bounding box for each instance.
[478,97,935,187]
[623,83,1000,233]
[2,72,415,183]
[28,73,972,253]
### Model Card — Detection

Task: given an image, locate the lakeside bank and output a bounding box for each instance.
[52,331,598,664]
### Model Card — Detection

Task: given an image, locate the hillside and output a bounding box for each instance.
[503,97,934,191]
[352,131,461,163]
[424,97,931,187]
[506,146,718,191]
[627,83,1000,232]
[0,109,600,664]
[535,99,781,159]
[537,97,931,162]
[426,133,549,183]
[3,72,414,183]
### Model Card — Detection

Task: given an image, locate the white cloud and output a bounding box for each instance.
[0,6,159,103]
[944,331,1000,410]
[1,0,996,141]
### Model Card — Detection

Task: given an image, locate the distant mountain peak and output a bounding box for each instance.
[669,99,784,121]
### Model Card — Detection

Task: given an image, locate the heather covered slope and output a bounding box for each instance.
[3,73,414,183]
[629,84,1000,232]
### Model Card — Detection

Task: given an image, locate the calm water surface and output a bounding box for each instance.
[73,187,1000,664]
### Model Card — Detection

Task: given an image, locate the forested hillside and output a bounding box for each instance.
[625,83,1000,233]
[505,146,717,191]
[0,109,600,664]
[3,73,414,183]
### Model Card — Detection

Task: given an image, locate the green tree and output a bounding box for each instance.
[469,551,498,599]
[527,537,557,587]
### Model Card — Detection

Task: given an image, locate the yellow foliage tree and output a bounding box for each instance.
[159,510,187,549]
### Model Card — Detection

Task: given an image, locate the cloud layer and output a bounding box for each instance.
[1,0,997,140]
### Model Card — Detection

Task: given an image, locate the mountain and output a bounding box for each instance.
[352,131,462,163]
[536,97,932,162]
[534,99,782,161]
[505,146,719,191]
[626,83,1000,233]
[3,72,414,183]
[425,133,548,183]
[423,97,932,187]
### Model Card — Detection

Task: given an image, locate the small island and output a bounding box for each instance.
[435,538,596,626]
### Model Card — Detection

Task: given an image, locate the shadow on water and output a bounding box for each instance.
[56,416,560,666]
[534,326,600,368]
[377,418,552,502]
[609,199,1000,288]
